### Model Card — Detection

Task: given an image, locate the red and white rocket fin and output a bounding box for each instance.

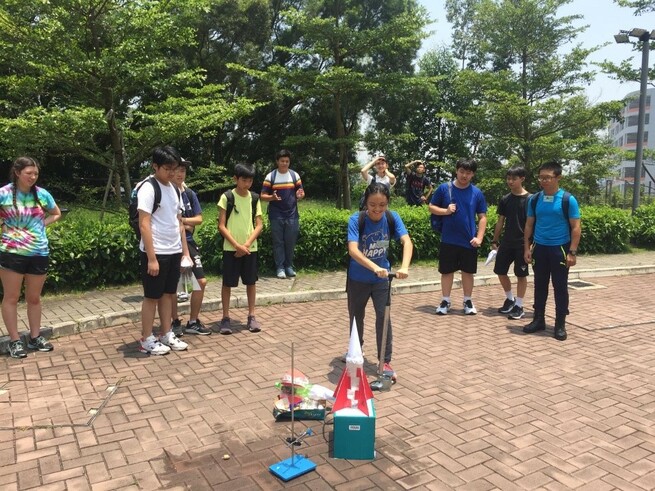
[358,367,374,402]
[332,370,352,413]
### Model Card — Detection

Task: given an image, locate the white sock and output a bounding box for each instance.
[442,296,451,304]
[515,297,523,307]
[463,296,472,302]
[188,319,197,324]
[505,291,514,301]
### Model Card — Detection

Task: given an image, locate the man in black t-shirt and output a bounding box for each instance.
[404,160,433,206]
[491,166,531,320]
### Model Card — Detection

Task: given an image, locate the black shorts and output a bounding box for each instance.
[188,242,205,280]
[493,245,529,277]
[438,243,478,275]
[222,251,258,287]
[140,252,182,299]
[0,252,49,275]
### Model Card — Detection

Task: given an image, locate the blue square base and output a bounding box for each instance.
[269,455,317,481]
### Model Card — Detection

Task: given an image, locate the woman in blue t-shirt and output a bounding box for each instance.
[346,183,413,381]
[0,157,61,358]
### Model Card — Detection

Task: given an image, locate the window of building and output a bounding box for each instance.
[627,114,651,126]
[626,132,648,145]
[624,167,646,179]
[627,95,651,110]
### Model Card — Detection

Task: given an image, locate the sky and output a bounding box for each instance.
[418,0,651,103]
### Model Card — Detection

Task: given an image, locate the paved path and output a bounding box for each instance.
[0,251,654,489]
[2,250,655,345]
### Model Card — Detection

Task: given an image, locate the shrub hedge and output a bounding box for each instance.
[40,203,646,292]
[632,202,655,247]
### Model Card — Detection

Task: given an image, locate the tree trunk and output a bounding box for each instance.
[105,108,131,197]
[113,170,122,206]
[334,93,351,209]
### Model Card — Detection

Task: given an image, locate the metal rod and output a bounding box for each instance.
[632,31,650,214]
[377,274,395,376]
[290,341,295,464]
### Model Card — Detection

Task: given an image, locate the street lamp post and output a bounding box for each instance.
[614,28,655,213]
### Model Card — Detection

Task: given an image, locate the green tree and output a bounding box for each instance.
[600,1,655,89]
[614,0,655,13]
[0,0,259,201]
[445,0,482,69]
[363,46,477,189]
[254,0,430,208]
[456,0,622,192]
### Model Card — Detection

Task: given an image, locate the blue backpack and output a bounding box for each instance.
[430,181,453,233]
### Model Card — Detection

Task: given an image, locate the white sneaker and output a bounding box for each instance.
[139,335,171,355]
[463,300,477,315]
[160,332,188,351]
[435,300,451,315]
[159,331,189,351]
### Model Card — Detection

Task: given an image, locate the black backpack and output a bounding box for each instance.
[222,189,260,227]
[128,177,180,240]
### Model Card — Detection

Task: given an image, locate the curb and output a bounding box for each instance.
[1,264,654,355]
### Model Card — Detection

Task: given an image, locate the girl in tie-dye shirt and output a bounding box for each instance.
[0,157,61,359]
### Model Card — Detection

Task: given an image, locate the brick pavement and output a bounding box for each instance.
[2,250,655,346]
[0,272,654,489]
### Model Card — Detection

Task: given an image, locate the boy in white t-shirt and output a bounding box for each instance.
[137,146,191,355]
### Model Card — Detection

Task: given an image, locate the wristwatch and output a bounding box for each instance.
[568,250,577,256]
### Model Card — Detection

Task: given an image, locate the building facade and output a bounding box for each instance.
[608,87,655,200]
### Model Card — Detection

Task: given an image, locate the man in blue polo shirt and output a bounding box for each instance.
[523,160,581,341]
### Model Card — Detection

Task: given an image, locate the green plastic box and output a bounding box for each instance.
[333,399,376,460]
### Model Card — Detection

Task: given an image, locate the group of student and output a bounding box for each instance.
[1,149,580,371]
[350,157,581,382]
[135,147,305,355]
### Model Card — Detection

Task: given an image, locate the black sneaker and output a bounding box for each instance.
[172,318,184,337]
[185,320,212,336]
[27,335,53,352]
[8,340,27,359]
[498,298,515,314]
[507,305,525,320]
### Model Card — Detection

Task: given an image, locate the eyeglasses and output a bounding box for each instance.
[537,175,556,182]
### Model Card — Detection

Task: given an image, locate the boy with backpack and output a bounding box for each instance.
[217,163,264,334]
[260,149,305,279]
[429,158,487,315]
[170,160,212,336]
[523,161,581,341]
[136,146,191,355]
[491,166,531,320]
